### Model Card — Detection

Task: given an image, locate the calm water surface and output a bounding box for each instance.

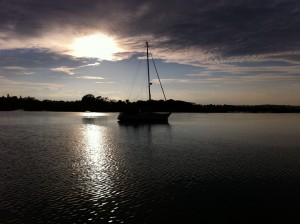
[1,112,300,223]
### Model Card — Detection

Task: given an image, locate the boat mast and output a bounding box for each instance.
[146,41,151,101]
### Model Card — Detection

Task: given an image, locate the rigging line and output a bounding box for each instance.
[127,59,143,100]
[134,77,147,101]
[133,69,147,101]
[150,53,167,101]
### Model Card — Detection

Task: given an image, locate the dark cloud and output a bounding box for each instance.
[0,48,82,68]
[1,0,300,60]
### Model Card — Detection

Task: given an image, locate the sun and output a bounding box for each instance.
[70,34,120,60]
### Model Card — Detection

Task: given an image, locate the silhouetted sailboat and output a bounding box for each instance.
[118,42,171,123]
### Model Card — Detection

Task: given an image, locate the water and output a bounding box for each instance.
[1,112,300,223]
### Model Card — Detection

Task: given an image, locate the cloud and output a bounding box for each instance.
[1,66,34,74]
[0,75,63,89]
[196,63,300,76]
[0,48,82,69]
[1,0,300,64]
[3,66,27,70]
[77,76,105,80]
[153,73,300,85]
[78,62,101,68]
[95,81,116,84]
[51,66,75,75]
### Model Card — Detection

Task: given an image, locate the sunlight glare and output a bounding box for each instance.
[70,34,120,60]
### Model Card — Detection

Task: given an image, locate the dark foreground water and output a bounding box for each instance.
[1,112,300,223]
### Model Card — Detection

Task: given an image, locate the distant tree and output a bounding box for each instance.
[81,94,96,111]
[96,96,109,102]
[82,94,95,103]
[1,93,300,112]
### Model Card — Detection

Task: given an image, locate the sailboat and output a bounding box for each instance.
[118,41,172,123]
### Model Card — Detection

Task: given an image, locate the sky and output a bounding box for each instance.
[0,0,300,105]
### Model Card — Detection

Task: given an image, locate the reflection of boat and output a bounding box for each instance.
[118,42,171,123]
[118,111,171,123]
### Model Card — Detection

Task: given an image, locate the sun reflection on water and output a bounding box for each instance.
[83,124,104,160]
[80,122,114,202]
[81,112,107,118]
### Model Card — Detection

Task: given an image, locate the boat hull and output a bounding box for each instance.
[118,112,171,123]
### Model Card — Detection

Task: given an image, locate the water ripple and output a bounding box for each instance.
[1,112,300,223]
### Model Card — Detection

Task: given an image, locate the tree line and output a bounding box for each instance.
[1,94,300,113]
